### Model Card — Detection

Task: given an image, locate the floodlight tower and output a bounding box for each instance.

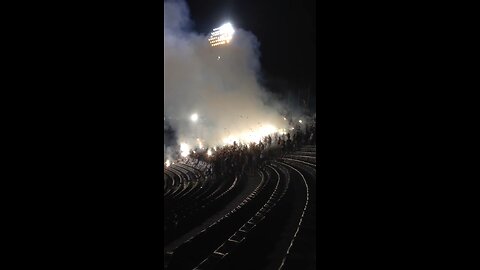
[208,22,235,92]
[208,22,235,47]
[209,22,235,60]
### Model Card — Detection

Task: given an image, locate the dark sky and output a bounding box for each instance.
[185,0,316,91]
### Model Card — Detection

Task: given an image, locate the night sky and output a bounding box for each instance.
[185,0,316,93]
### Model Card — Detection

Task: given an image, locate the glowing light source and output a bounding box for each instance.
[191,113,198,122]
[180,143,190,157]
[222,124,278,146]
[165,160,171,167]
[207,149,212,156]
[223,136,237,146]
[209,22,235,47]
[299,120,303,123]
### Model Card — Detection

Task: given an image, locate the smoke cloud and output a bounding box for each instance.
[164,0,288,157]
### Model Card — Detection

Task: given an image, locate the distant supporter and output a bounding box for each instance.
[286,137,292,152]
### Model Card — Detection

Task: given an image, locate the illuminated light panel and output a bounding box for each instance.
[209,23,235,47]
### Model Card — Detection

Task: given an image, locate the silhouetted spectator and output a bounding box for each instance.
[286,138,292,152]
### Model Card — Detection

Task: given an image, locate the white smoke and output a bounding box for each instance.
[164,0,288,152]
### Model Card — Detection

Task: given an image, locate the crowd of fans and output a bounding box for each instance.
[169,116,316,180]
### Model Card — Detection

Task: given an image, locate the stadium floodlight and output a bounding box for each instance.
[209,22,235,47]
[191,113,198,122]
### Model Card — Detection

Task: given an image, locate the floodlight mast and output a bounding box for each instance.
[208,22,235,47]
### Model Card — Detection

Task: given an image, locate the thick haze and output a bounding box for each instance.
[164,0,287,156]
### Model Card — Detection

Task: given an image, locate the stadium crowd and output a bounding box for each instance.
[170,116,316,180]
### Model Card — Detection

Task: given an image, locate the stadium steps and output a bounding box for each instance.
[165,169,271,270]
[193,163,293,270]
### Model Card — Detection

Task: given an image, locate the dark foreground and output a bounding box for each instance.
[164,145,316,270]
